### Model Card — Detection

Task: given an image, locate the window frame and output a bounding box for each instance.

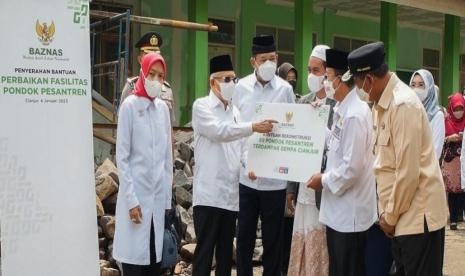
[332,34,374,52]
[422,48,441,85]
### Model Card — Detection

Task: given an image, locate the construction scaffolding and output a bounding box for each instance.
[89,9,217,147]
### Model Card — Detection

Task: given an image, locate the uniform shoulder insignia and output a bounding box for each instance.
[127,77,138,90]
[163,81,171,88]
[128,76,138,83]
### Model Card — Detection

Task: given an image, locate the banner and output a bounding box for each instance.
[247,103,329,183]
[0,1,99,275]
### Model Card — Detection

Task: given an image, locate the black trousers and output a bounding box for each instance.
[192,205,238,276]
[365,224,392,276]
[391,221,445,276]
[326,226,367,276]
[448,192,464,224]
[122,220,161,276]
[281,216,294,274]
[237,184,286,276]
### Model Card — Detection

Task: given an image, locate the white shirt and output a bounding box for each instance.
[430,111,445,159]
[319,89,377,233]
[232,73,295,191]
[461,134,465,190]
[113,95,173,265]
[192,91,253,212]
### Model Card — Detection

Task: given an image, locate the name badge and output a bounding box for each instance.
[333,117,343,140]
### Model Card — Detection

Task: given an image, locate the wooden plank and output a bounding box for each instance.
[92,100,115,123]
[93,123,118,129]
[93,129,116,145]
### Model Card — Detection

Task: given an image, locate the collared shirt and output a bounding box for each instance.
[319,89,377,233]
[232,73,295,191]
[430,111,445,158]
[192,91,253,211]
[373,73,448,236]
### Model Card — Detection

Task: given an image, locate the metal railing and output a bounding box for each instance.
[90,9,130,116]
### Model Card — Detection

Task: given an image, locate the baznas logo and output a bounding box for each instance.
[36,19,55,45]
[285,111,293,123]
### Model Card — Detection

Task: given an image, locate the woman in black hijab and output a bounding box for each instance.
[278,62,299,100]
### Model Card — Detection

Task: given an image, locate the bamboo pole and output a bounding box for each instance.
[90,10,218,32]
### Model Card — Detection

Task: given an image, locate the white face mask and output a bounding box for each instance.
[256,60,276,82]
[357,75,372,101]
[218,81,235,102]
[307,73,325,93]
[357,88,369,102]
[323,79,335,100]
[454,110,464,120]
[144,78,162,98]
[413,87,428,102]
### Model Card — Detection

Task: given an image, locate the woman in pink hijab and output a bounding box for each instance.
[441,93,465,230]
[113,53,173,276]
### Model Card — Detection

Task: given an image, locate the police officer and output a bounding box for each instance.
[120,32,176,124]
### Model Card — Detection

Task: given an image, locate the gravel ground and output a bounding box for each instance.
[444,221,465,276]
[219,221,465,276]
[0,223,463,276]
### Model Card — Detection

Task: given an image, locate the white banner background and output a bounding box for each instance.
[0,0,99,275]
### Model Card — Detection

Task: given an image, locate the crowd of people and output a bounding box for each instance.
[112,31,465,276]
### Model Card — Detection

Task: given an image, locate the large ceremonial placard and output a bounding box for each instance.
[0,1,99,275]
[247,103,329,183]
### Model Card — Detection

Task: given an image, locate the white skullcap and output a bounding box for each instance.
[310,45,330,61]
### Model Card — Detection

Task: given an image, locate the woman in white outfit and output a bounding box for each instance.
[410,69,445,158]
[113,52,173,276]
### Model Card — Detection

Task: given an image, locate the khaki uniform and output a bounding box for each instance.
[373,73,447,236]
[119,76,175,124]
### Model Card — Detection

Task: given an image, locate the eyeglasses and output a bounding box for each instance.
[214,77,238,84]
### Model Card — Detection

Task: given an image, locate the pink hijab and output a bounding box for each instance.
[133,53,166,100]
[445,93,465,136]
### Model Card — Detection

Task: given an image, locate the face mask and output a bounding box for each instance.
[256,60,276,82]
[413,88,428,102]
[357,75,373,100]
[288,80,297,91]
[218,81,235,102]
[308,74,325,94]
[144,78,162,98]
[454,110,464,120]
[357,88,369,102]
[323,79,335,100]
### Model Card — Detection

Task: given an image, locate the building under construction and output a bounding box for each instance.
[89,0,465,161]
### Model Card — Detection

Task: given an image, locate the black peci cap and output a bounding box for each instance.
[210,54,234,75]
[252,35,276,55]
[325,49,349,71]
[347,42,385,75]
